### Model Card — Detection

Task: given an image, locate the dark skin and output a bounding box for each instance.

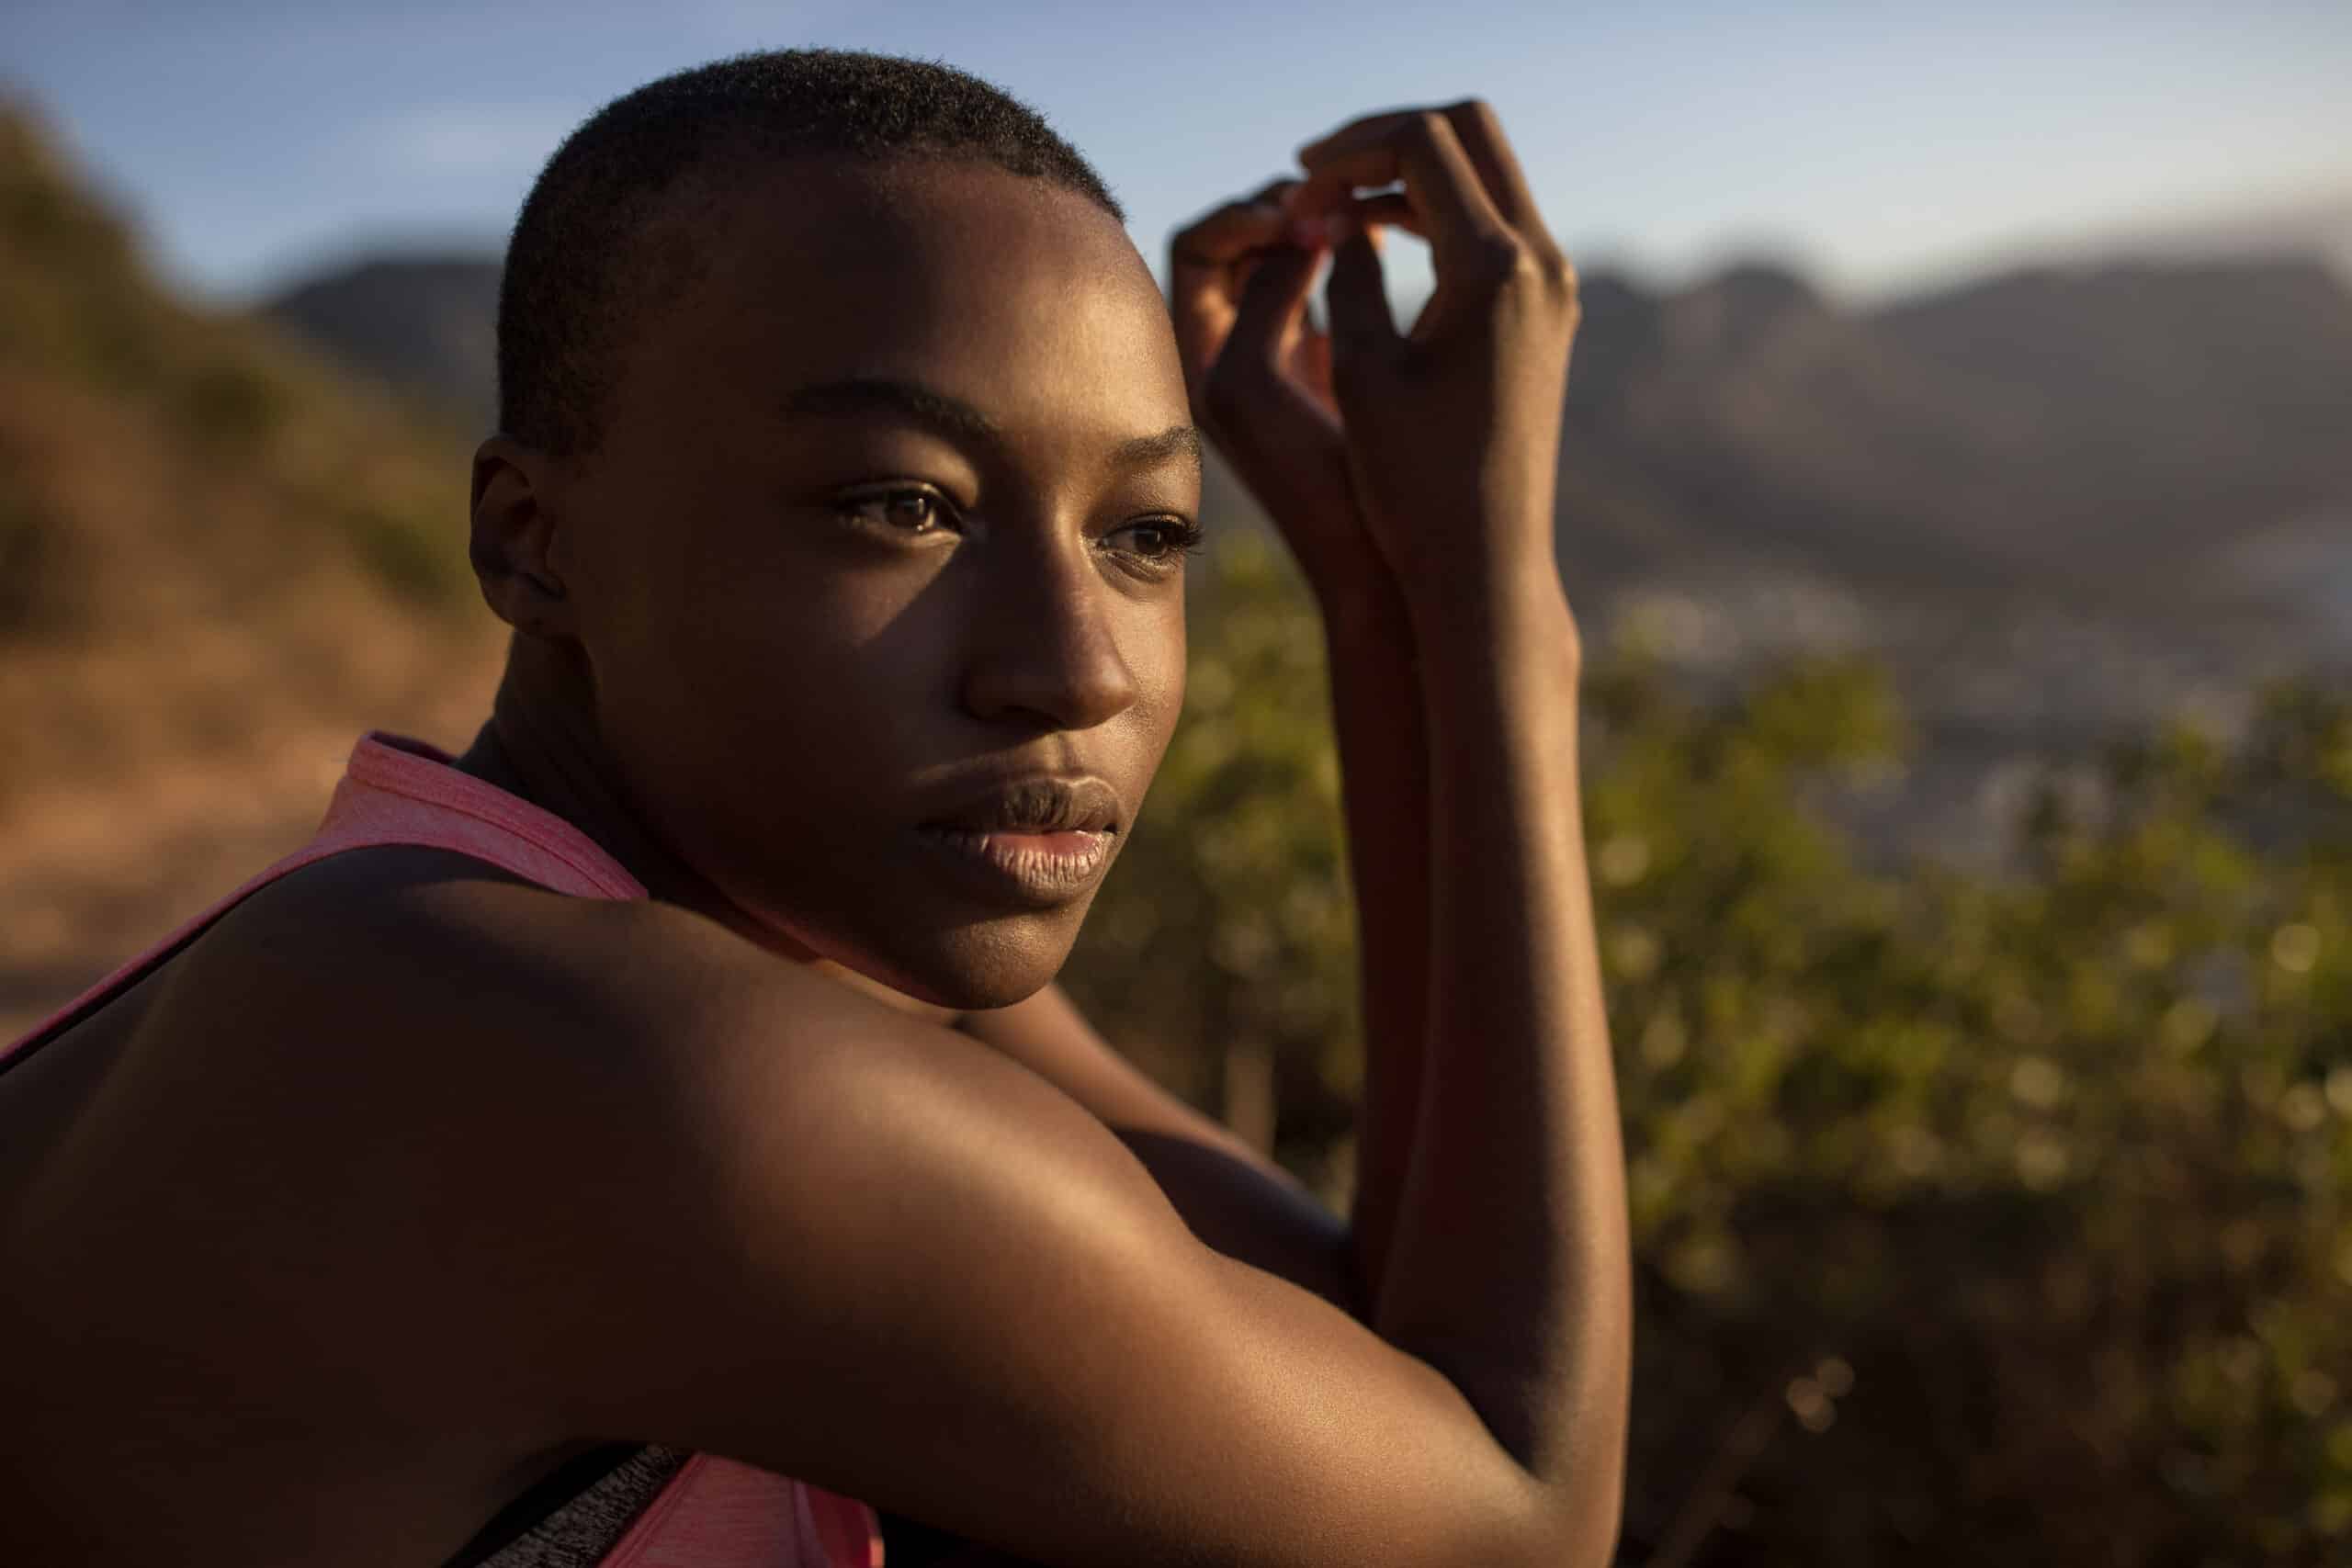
[0,102,1625,1568]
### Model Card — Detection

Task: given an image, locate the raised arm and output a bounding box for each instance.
[1193,99,1633,1552]
[1168,164,1437,1314]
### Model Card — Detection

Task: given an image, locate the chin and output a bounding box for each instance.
[786,902,1091,1014]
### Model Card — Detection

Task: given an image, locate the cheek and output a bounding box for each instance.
[655,522,944,687]
[1129,598,1189,754]
[583,554,943,796]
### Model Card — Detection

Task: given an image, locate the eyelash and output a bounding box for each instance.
[832,487,1205,574]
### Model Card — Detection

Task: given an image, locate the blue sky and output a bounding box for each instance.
[4,0,2346,308]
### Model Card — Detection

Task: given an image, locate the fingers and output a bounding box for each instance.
[1169,183,1296,273]
[1293,107,1513,258]
[1430,100,1545,235]
[1322,217,1402,370]
[1168,191,1293,393]
[1170,184,1413,400]
[1293,192,1420,245]
[1288,322,1332,413]
[1225,245,1319,383]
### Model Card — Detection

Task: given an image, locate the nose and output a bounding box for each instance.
[960,535,1141,734]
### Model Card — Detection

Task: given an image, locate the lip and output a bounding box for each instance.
[920,775,1124,836]
[914,823,1118,908]
[912,773,1126,909]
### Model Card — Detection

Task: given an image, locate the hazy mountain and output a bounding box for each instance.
[264,254,502,431]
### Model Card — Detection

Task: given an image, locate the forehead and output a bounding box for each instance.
[628,155,1184,453]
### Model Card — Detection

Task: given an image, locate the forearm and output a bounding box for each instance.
[1374,569,1631,1542]
[1315,569,1435,1318]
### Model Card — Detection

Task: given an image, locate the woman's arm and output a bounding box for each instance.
[956,984,1359,1313]
[1316,572,1435,1308]
[1186,98,1632,1551]
[1291,101,1630,1549]
[1168,186,1436,1316]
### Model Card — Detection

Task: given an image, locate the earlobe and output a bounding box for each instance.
[469,435,575,635]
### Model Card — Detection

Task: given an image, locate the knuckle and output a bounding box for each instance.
[1466,231,1531,288]
[1533,242,1578,300]
[1447,96,1499,131]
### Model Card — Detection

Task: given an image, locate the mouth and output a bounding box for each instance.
[914,776,1124,908]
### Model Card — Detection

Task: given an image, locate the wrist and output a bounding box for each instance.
[1313,560,1417,652]
[1403,549,1580,673]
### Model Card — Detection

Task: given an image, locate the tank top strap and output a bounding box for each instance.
[2,730,642,1077]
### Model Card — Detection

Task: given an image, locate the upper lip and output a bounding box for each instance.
[920,775,1124,835]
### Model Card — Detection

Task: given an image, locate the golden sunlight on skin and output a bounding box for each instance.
[810,957,963,1025]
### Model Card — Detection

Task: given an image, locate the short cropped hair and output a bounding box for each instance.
[497,48,1125,455]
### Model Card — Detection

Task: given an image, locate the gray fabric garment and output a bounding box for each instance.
[476,1446,694,1567]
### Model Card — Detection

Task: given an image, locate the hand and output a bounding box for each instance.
[1286,100,1580,607]
[1168,177,1405,604]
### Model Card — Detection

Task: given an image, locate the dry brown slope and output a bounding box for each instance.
[0,101,506,1032]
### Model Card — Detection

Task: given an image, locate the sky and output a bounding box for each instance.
[3,0,2347,310]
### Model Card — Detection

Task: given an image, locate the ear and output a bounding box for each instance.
[469,434,579,638]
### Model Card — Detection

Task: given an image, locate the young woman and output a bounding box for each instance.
[0,49,1628,1568]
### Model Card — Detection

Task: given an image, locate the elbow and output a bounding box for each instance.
[1498,1502,1619,1568]
[1514,1448,1627,1568]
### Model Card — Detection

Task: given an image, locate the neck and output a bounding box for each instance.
[451,634,963,1026]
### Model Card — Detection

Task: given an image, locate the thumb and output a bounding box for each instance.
[1322,218,1399,376]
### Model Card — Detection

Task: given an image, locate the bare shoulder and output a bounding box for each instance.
[130,847,1560,1566]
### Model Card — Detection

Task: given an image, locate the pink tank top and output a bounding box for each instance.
[1,731,887,1568]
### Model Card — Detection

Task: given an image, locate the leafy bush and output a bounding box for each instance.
[1068,544,2352,1565]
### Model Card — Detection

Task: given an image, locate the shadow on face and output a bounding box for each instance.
[554,155,1201,1010]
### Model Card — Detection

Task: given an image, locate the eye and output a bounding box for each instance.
[834,486,960,537]
[1103,516,1205,573]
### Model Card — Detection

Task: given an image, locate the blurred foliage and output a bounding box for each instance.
[1067,542,2352,1566]
[0,441,57,637]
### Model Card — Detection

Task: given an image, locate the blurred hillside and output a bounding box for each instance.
[263,222,2352,860]
[0,102,504,1033]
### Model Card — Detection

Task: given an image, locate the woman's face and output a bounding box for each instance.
[553,157,1198,1010]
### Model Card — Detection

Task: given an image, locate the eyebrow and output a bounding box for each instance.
[779,376,1201,472]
